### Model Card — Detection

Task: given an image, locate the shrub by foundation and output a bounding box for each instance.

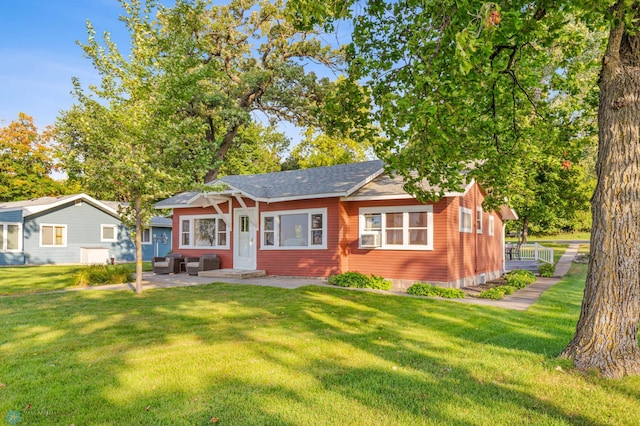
[328,272,392,290]
[407,282,465,298]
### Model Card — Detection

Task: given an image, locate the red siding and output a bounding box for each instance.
[168,183,505,284]
[342,198,451,282]
[257,198,341,277]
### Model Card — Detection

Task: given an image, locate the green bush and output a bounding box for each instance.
[505,270,536,288]
[501,285,518,295]
[407,282,465,298]
[539,263,555,277]
[478,287,507,299]
[328,272,392,290]
[74,264,134,286]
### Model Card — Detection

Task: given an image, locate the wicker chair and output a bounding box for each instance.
[152,253,184,274]
[186,254,221,276]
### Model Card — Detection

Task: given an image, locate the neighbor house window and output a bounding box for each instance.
[0,223,21,251]
[459,207,472,233]
[488,215,495,236]
[141,228,151,244]
[179,215,228,249]
[41,224,66,247]
[261,208,326,249]
[358,206,433,250]
[101,224,118,242]
[476,207,483,234]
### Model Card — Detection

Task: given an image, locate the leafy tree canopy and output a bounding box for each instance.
[0,113,63,202]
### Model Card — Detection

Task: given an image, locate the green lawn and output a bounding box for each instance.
[1,264,639,425]
[0,263,151,296]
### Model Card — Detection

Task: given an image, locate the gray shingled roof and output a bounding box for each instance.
[156,160,385,207]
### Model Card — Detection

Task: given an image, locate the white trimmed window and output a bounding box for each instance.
[261,208,327,250]
[0,223,22,252]
[179,215,229,249]
[101,224,118,242]
[141,228,151,245]
[476,207,483,234]
[459,207,472,233]
[488,215,495,236]
[41,224,66,247]
[358,206,433,250]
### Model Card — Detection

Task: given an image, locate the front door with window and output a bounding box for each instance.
[234,208,257,269]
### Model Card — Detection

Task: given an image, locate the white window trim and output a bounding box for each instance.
[141,227,152,245]
[459,207,473,233]
[358,205,434,251]
[40,224,67,248]
[178,214,230,249]
[0,222,22,252]
[260,208,328,250]
[488,215,495,236]
[476,207,483,234]
[101,224,118,242]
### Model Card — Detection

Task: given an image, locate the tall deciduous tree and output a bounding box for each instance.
[155,0,342,182]
[287,0,639,377]
[0,113,62,201]
[57,0,201,293]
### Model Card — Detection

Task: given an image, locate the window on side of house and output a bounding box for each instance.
[459,207,472,233]
[141,228,151,244]
[0,223,21,251]
[476,207,483,234]
[179,215,229,249]
[261,208,327,249]
[358,206,433,250]
[101,224,118,242]
[41,224,66,247]
[488,215,495,236]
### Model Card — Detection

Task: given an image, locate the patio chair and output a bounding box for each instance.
[186,254,221,276]
[152,253,184,274]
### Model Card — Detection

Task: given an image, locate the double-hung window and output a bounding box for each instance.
[476,207,483,234]
[261,208,327,249]
[141,228,151,245]
[358,206,433,250]
[0,223,21,251]
[488,215,495,236]
[459,207,473,233]
[179,215,229,249]
[41,224,66,247]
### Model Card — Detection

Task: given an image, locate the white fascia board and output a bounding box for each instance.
[255,192,348,203]
[341,194,415,202]
[23,193,119,218]
[442,178,475,197]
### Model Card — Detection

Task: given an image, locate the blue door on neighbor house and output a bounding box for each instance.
[142,227,172,260]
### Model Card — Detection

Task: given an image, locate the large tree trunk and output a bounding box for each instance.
[561,22,640,378]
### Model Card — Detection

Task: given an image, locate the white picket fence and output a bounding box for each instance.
[505,243,554,264]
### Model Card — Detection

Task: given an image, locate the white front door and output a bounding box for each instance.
[234,208,257,269]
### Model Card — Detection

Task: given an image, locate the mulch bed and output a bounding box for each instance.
[461,278,508,297]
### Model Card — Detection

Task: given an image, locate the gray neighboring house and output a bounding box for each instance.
[0,194,172,266]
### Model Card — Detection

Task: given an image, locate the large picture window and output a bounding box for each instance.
[358,206,433,250]
[179,215,229,249]
[41,224,66,247]
[261,208,326,249]
[0,223,21,251]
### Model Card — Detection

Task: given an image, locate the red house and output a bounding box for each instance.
[156,161,517,288]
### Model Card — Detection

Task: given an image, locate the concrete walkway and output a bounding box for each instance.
[451,243,580,310]
[61,244,580,311]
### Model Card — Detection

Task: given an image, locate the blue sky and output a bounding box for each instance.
[0,0,132,129]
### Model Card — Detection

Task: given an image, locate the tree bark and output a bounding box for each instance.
[134,197,144,295]
[561,21,640,378]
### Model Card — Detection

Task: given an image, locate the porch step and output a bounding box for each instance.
[198,269,267,279]
[505,260,539,273]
